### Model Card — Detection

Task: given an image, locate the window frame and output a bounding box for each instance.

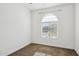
[40,14,58,39]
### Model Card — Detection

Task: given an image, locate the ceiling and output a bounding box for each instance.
[25,3,64,10]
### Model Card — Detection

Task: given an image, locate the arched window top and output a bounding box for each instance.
[41,14,58,22]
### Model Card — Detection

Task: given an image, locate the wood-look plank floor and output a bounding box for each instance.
[9,43,78,56]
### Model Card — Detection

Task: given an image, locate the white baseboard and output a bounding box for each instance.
[75,49,79,55]
[1,42,76,56]
[1,42,31,56]
[32,42,74,50]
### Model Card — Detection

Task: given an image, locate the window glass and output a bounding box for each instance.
[41,14,58,38]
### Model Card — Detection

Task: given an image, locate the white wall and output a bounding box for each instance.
[75,4,79,55]
[0,4,31,56]
[32,4,75,49]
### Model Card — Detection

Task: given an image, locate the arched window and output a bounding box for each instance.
[41,14,58,38]
[41,14,58,22]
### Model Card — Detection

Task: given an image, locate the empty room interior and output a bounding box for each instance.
[0,3,79,56]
